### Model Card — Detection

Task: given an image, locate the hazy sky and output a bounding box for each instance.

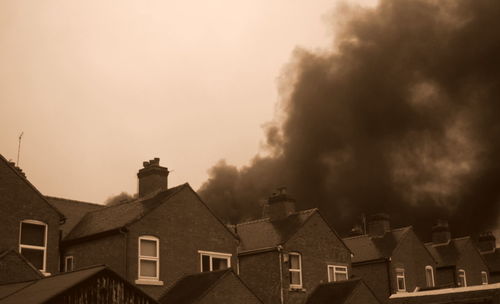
[0,0,376,203]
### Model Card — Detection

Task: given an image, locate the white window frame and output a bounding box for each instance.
[481,271,488,285]
[135,235,163,285]
[425,265,435,287]
[19,220,48,274]
[328,265,348,282]
[458,269,467,287]
[289,252,303,289]
[396,268,406,292]
[64,256,74,272]
[198,250,232,272]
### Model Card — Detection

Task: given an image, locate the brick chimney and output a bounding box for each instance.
[478,231,496,253]
[367,213,390,237]
[137,158,169,197]
[266,187,296,221]
[432,220,451,245]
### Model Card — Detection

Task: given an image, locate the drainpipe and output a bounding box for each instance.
[278,245,284,304]
[119,227,128,279]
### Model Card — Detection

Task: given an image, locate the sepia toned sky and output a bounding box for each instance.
[0,0,377,203]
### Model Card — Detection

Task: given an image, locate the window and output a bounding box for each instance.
[64,256,74,272]
[481,271,488,285]
[396,268,406,292]
[425,266,435,287]
[198,251,231,272]
[19,220,47,273]
[137,236,159,281]
[458,269,467,287]
[328,265,348,282]
[289,252,302,289]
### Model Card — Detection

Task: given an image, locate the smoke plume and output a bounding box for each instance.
[199,0,500,240]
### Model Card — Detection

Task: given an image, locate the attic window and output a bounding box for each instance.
[19,220,47,273]
[138,236,160,281]
[425,266,435,287]
[481,271,488,285]
[198,251,231,272]
[328,265,348,282]
[289,252,302,289]
[458,269,467,287]
[396,268,406,292]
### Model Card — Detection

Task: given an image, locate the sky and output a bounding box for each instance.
[0,0,376,203]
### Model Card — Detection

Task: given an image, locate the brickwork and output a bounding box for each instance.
[351,261,390,303]
[239,251,282,304]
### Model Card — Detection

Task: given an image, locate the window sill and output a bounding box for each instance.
[41,272,51,277]
[289,287,306,292]
[135,279,164,286]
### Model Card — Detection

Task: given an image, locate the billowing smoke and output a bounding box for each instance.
[199,0,500,240]
[104,192,136,206]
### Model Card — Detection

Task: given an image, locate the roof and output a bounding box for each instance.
[235,209,317,252]
[45,196,105,237]
[0,265,107,304]
[424,237,471,268]
[482,249,500,273]
[63,184,188,241]
[343,227,411,263]
[159,269,231,304]
[305,278,370,304]
[0,249,44,281]
[0,154,65,221]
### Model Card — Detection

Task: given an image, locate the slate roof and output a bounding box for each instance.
[158,269,231,304]
[482,249,500,274]
[343,227,412,263]
[425,237,471,268]
[305,278,376,304]
[64,184,187,241]
[0,265,107,303]
[235,209,318,252]
[46,196,105,237]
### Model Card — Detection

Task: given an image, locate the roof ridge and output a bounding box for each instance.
[236,208,318,227]
[46,196,102,207]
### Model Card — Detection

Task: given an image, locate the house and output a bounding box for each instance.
[59,158,239,299]
[0,264,158,304]
[343,214,437,304]
[235,188,352,304]
[158,268,263,304]
[389,283,500,304]
[0,154,65,276]
[304,278,381,304]
[477,232,500,283]
[425,220,489,288]
[0,249,44,284]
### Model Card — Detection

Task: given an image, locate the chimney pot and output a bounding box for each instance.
[137,158,169,197]
[265,187,296,220]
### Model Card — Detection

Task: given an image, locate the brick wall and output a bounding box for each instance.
[239,251,282,304]
[455,239,490,286]
[351,261,390,304]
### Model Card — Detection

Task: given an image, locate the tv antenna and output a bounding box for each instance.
[17,132,24,166]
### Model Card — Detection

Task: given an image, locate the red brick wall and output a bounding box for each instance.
[199,272,263,304]
[351,261,390,304]
[0,159,61,275]
[239,251,282,304]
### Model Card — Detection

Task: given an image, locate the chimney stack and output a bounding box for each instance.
[266,187,296,221]
[478,231,496,253]
[432,220,451,245]
[137,158,169,197]
[367,213,390,237]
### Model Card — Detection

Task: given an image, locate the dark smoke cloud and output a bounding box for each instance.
[104,192,136,206]
[199,0,500,240]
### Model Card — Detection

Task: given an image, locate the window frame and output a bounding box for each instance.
[396,268,406,292]
[137,235,160,281]
[198,250,232,272]
[64,256,74,272]
[327,265,348,282]
[425,265,435,287]
[481,271,488,285]
[288,252,303,289]
[18,219,48,274]
[458,269,467,287]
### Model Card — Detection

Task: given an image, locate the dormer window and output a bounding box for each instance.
[396,268,406,292]
[19,220,47,274]
[458,269,467,287]
[289,252,302,289]
[425,266,435,287]
[198,250,231,272]
[135,236,163,285]
[328,265,348,282]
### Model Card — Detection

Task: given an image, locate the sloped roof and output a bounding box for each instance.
[0,265,107,303]
[158,269,231,304]
[343,227,411,263]
[305,278,372,304]
[0,249,44,282]
[425,237,470,268]
[46,196,105,237]
[482,249,500,273]
[0,154,65,221]
[235,209,317,252]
